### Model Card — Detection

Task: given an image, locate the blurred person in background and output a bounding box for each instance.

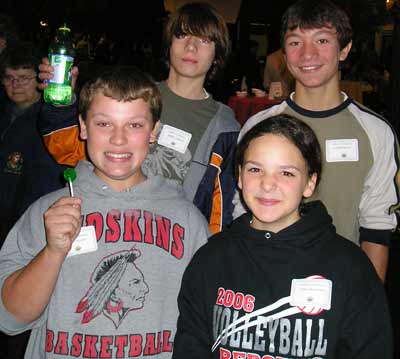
[0,13,18,54]
[263,37,295,99]
[239,39,264,93]
[0,42,65,246]
[0,41,66,359]
[0,13,19,102]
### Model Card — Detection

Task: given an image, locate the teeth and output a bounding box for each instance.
[106,153,131,159]
[301,66,318,70]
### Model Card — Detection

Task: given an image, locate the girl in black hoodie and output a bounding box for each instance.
[173,114,392,358]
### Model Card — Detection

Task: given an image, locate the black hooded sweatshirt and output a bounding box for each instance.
[173,201,392,359]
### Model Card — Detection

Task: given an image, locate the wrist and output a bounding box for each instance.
[43,244,69,264]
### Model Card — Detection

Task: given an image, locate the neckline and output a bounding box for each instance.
[287,92,352,118]
[164,80,209,101]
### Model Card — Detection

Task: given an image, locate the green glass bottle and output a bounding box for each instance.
[44,24,75,105]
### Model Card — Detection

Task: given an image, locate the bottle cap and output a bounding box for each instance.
[59,24,71,32]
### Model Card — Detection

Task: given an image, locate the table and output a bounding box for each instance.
[228,95,281,126]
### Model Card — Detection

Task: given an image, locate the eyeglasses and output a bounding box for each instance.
[2,75,37,86]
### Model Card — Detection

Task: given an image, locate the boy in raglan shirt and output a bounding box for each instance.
[0,67,209,359]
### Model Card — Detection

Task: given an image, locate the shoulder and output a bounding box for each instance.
[159,177,209,221]
[188,231,236,267]
[239,101,288,142]
[347,101,396,137]
[185,223,248,276]
[4,186,69,247]
[326,234,379,280]
[212,102,240,129]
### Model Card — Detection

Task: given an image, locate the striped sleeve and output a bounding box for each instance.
[351,104,399,236]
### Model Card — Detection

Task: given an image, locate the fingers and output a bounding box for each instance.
[38,57,79,93]
[71,66,79,91]
[37,58,53,90]
[38,57,54,86]
[42,57,50,66]
[45,197,82,230]
[49,196,82,208]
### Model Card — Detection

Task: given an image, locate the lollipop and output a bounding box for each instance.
[63,168,77,197]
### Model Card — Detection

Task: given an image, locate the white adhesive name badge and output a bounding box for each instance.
[157,125,192,154]
[325,139,359,162]
[290,278,332,310]
[67,225,98,257]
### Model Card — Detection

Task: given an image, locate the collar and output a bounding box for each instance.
[287,92,352,118]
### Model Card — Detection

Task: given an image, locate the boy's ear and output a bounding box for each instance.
[150,121,160,144]
[303,173,317,198]
[339,41,352,61]
[78,115,88,140]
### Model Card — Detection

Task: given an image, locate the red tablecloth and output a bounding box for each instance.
[228,96,281,126]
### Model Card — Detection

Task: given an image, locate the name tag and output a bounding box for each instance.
[67,225,98,257]
[326,139,359,162]
[158,125,192,154]
[290,278,332,310]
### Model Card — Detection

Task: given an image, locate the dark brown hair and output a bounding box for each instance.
[281,0,352,51]
[0,41,40,78]
[163,2,229,82]
[236,114,322,186]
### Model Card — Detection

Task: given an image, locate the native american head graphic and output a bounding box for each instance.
[76,248,149,328]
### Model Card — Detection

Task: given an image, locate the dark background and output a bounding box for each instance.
[0,0,389,51]
[0,0,399,355]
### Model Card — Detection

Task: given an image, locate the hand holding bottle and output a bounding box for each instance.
[42,24,76,105]
[38,57,79,93]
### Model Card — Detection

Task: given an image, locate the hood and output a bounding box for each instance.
[73,160,185,202]
[229,201,336,250]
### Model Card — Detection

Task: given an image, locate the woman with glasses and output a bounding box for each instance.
[0,42,65,247]
[0,42,65,359]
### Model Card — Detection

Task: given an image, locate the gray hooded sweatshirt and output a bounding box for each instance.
[0,160,209,359]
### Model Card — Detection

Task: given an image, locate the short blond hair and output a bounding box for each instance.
[79,66,162,125]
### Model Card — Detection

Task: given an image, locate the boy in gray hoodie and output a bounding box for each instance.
[0,67,209,359]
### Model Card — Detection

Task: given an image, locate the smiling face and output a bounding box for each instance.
[79,94,159,191]
[169,34,216,82]
[284,26,351,93]
[238,133,316,233]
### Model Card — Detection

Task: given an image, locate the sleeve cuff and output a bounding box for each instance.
[359,227,392,247]
[0,289,31,335]
[39,95,79,135]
